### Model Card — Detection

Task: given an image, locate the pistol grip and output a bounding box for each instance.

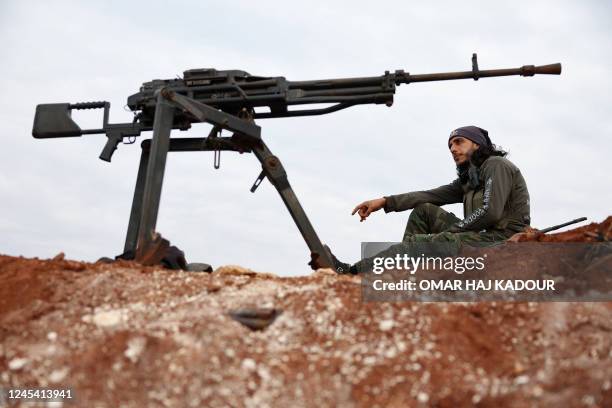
[99,136,120,162]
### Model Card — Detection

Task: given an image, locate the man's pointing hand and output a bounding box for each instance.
[351,197,386,222]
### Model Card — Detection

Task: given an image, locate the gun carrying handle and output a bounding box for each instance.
[71,101,110,126]
[70,101,107,110]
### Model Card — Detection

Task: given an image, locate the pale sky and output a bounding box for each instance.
[1,1,610,276]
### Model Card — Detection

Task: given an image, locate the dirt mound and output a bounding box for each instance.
[1,220,611,407]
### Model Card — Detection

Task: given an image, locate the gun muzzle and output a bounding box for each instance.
[519,63,562,77]
[534,63,562,75]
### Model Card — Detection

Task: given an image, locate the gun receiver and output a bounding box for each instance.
[31,53,562,270]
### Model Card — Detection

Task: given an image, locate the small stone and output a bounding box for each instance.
[514,375,529,385]
[52,252,65,261]
[49,367,69,383]
[8,357,29,370]
[582,395,596,406]
[257,365,271,381]
[47,331,58,342]
[92,310,124,327]
[384,348,397,359]
[379,320,394,331]
[124,337,146,363]
[241,358,257,371]
[532,385,543,397]
[417,392,429,403]
[229,308,281,331]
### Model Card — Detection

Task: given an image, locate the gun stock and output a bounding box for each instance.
[32,103,83,138]
[32,101,109,138]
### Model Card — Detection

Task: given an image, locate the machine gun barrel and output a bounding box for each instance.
[287,61,561,90]
[407,63,562,83]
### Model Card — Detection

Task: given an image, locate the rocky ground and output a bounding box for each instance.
[1,218,611,407]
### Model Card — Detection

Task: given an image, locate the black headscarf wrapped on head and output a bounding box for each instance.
[448,126,492,148]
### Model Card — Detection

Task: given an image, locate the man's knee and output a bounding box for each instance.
[429,231,461,242]
[428,231,493,244]
[414,202,439,212]
[405,231,457,243]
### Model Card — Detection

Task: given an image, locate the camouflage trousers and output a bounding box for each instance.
[350,203,513,274]
[401,203,511,244]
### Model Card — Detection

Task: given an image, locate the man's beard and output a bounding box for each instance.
[456,161,471,184]
[456,149,474,178]
[456,153,480,188]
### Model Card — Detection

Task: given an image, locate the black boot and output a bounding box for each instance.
[323,245,353,274]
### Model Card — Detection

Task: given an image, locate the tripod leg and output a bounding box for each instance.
[123,144,150,254]
[251,139,333,269]
[135,95,175,258]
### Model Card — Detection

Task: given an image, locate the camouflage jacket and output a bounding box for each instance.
[383,156,531,233]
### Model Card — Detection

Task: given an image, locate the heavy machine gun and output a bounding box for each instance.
[32,54,561,269]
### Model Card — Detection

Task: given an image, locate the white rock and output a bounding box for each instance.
[49,367,69,383]
[363,356,377,366]
[384,348,398,359]
[532,385,544,397]
[8,357,29,370]
[241,358,257,371]
[514,375,530,385]
[417,392,429,403]
[47,331,58,342]
[92,310,124,327]
[257,365,271,381]
[124,337,147,363]
[379,319,394,331]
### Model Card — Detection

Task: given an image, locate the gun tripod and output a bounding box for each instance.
[122,89,333,270]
